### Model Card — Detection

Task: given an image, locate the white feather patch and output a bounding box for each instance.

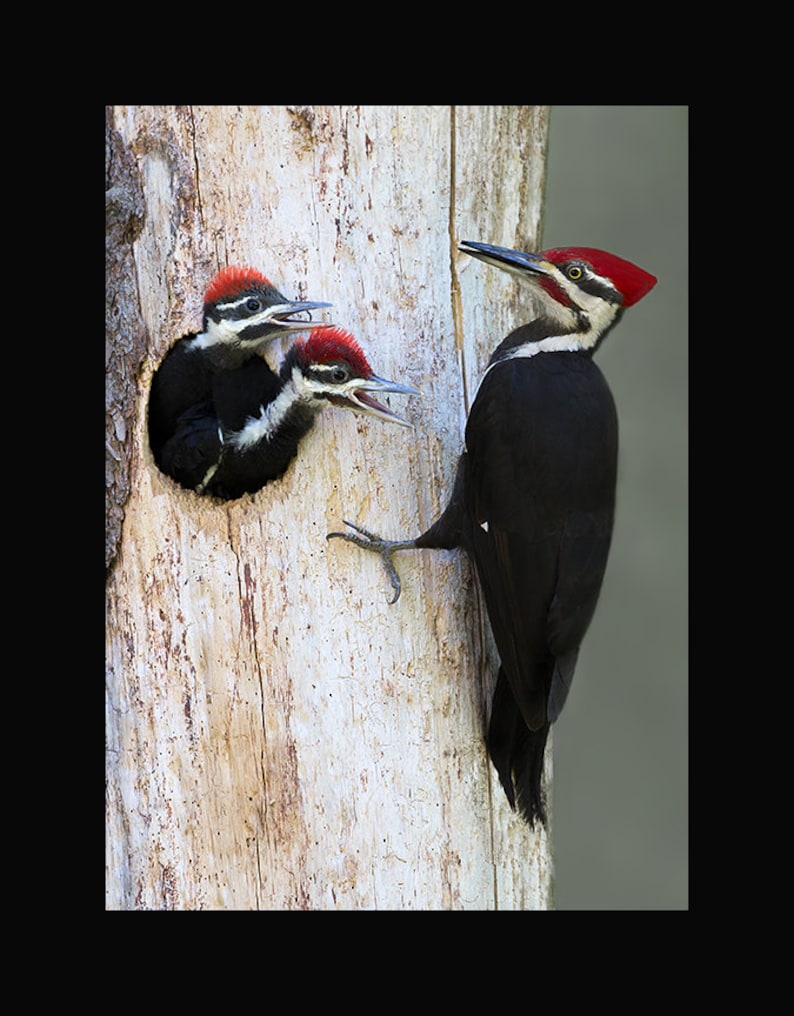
[230,368,310,450]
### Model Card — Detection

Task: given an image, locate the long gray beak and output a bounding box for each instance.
[334,375,420,428]
[266,301,334,332]
[459,240,553,278]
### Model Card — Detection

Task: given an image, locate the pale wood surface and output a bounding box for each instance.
[105,105,551,910]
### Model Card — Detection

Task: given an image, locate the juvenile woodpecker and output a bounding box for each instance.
[329,240,657,827]
[148,265,332,492]
[187,325,418,500]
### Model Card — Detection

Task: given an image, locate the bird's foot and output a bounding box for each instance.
[326,520,414,604]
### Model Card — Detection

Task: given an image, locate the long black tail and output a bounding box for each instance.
[487,667,550,828]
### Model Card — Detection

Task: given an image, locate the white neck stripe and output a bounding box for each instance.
[231,384,296,450]
[230,367,314,450]
[475,334,585,391]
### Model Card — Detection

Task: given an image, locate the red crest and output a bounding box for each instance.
[203,265,273,305]
[542,247,657,307]
[295,326,373,378]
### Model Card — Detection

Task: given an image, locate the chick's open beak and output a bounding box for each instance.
[333,375,420,427]
[266,301,334,332]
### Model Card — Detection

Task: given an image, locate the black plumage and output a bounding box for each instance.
[152,353,282,495]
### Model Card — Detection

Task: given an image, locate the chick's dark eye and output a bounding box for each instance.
[566,265,584,281]
[246,298,261,313]
[332,367,348,382]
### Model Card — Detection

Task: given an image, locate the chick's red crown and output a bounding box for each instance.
[203,265,273,305]
[295,326,373,378]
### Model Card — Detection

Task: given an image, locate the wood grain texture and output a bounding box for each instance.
[106,105,551,909]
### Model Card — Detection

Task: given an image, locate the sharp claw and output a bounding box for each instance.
[326,519,405,603]
[342,519,380,539]
[326,519,374,544]
[383,558,402,604]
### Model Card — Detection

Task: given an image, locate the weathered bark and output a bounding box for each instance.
[105,104,551,910]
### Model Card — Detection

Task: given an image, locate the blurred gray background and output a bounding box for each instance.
[541,106,688,909]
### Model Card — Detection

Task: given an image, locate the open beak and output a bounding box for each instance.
[332,375,420,428]
[459,240,553,279]
[265,301,334,333]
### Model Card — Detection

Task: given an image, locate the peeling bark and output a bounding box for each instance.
[105,105,551,910]
[105,106,147,570]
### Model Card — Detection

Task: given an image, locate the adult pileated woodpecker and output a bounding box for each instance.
[198,325,419,499]
[148,265,332,493]
[329,240,657,827]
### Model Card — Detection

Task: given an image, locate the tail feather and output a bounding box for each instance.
[487,667,550,827]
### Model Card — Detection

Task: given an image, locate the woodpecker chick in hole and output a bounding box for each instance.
[147,264,332,493]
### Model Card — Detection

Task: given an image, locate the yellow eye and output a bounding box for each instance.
[567,265,584,281]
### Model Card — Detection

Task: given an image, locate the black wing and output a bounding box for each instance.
[464,352,618,731]
[157,399,223,492]
[148,338,214,467]
[149,351,282,496]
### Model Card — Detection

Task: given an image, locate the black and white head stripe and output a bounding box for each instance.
[190,265,332,351]
[192,293,332,352]
[459,241,657,379]
[206,287,285,321]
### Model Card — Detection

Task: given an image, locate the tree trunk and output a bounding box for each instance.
[105,104,551,910]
